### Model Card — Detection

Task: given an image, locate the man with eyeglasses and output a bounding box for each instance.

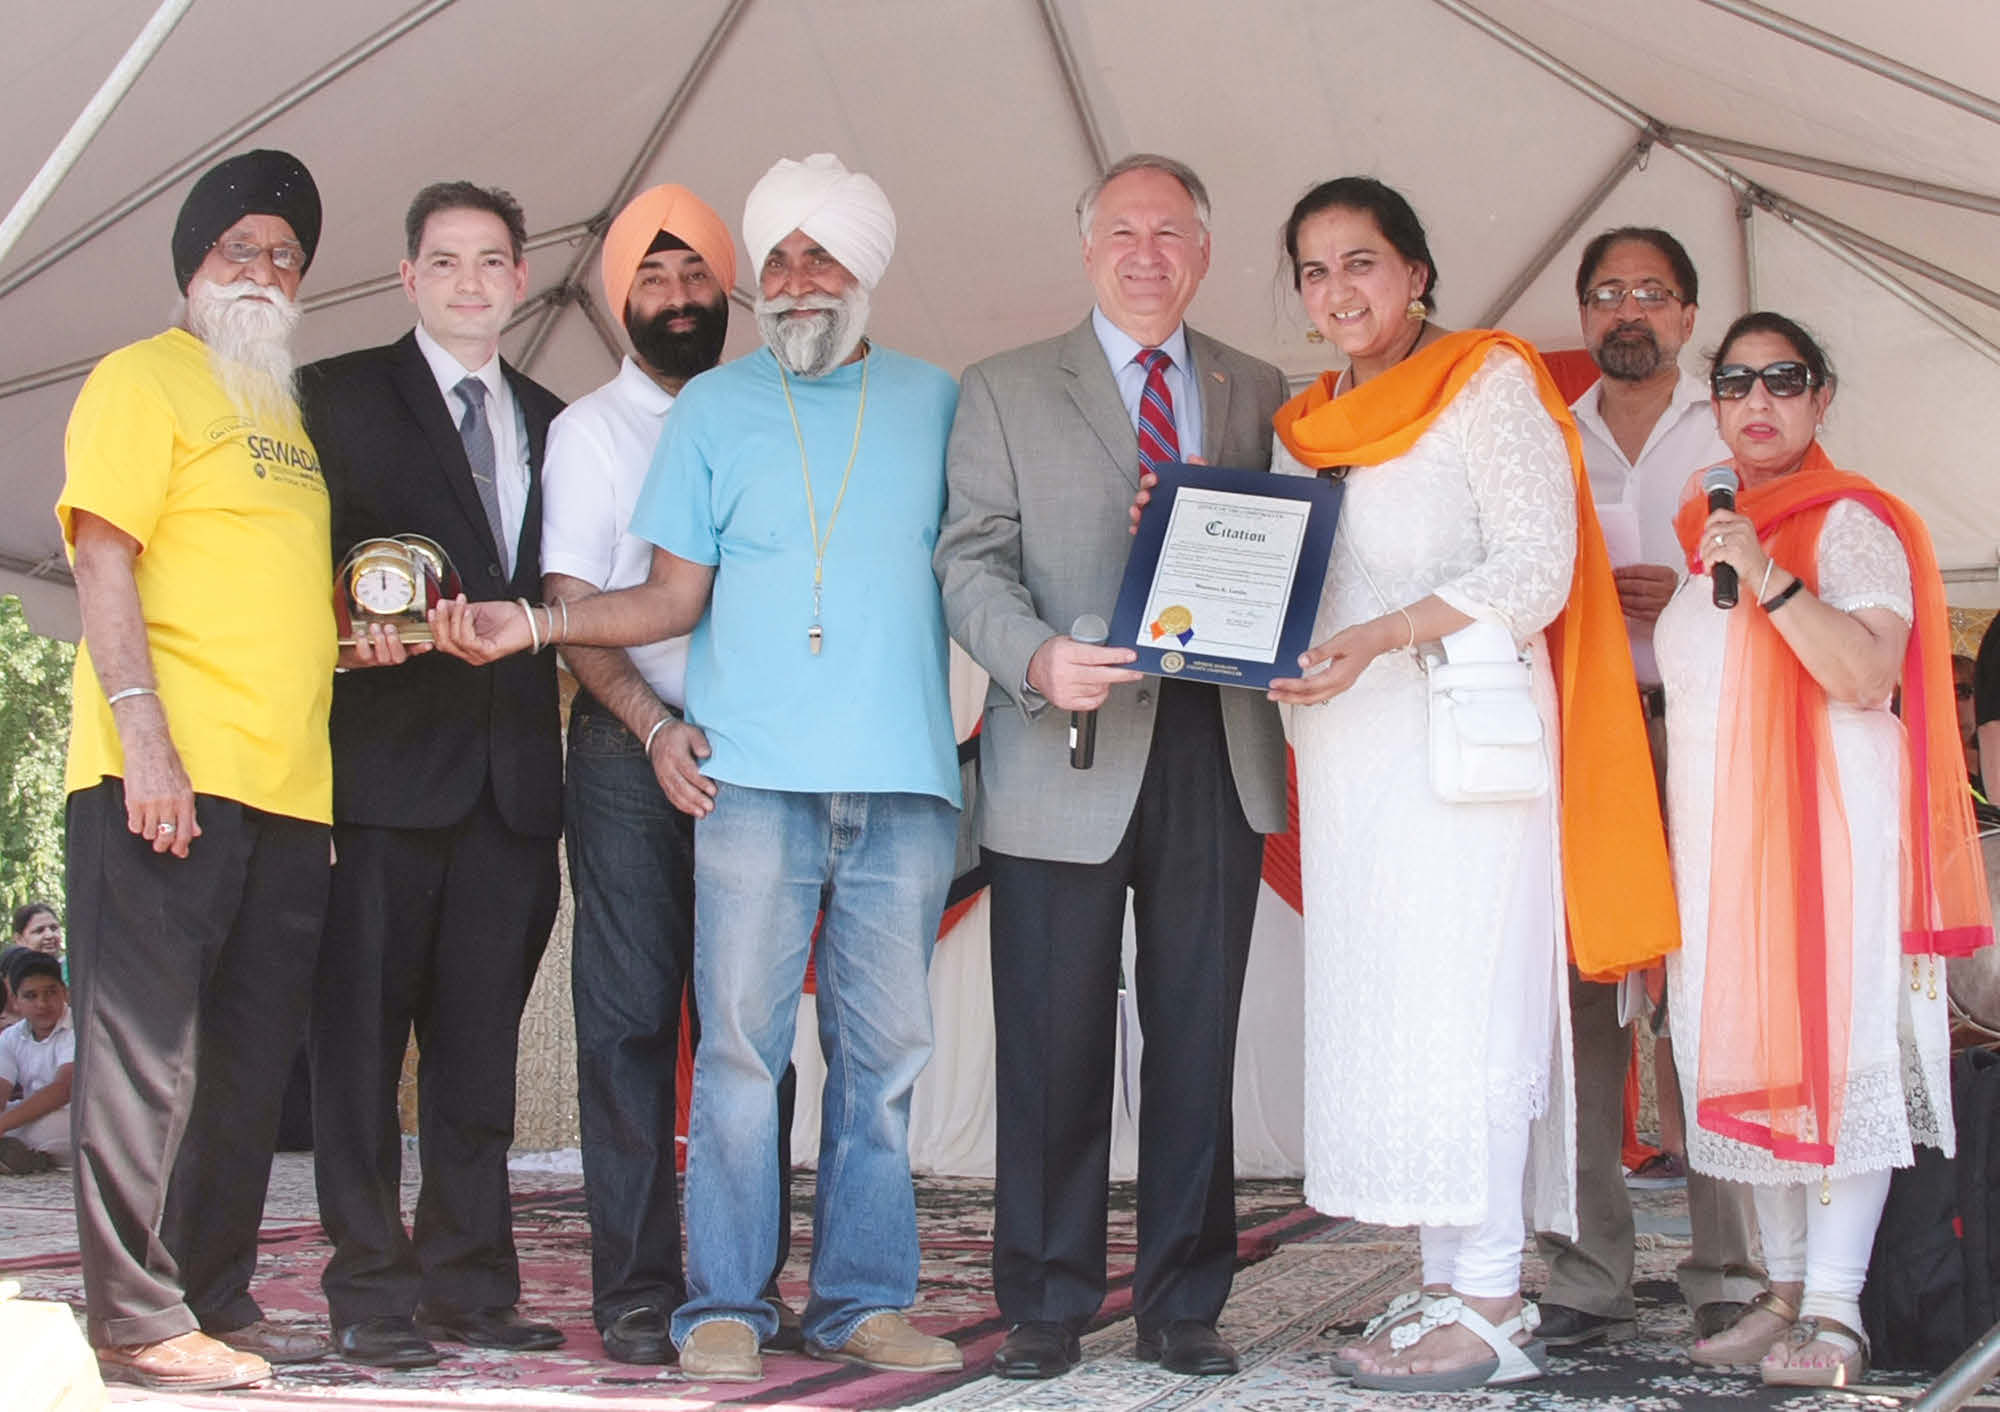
[1533,227,1764,1351]
[57,150,364,1391]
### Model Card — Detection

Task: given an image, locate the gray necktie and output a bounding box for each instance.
[454,376,508,568]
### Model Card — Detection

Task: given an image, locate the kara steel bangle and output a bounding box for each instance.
[1758,558,1777,601]
[642,716,671,755]
[517,597,543,653]
[105,685,158,706]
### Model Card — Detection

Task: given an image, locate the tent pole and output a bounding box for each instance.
[1666,128,2000,217]
[1427,0,2000,366]
[1760,194,2000,315]
[1736,195,1757,309]
[1035,0,1112,173]
[1477,135,1650,327]
[572,288,629,371]
[0,0,457,303]
[1695,0,2000,128]
[0,0,195,271]
[516,0,753,374]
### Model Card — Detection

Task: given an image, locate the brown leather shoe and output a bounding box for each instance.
[214,1318,332,1364]
[808,1311,962,1373]
[97,1330,272,1390]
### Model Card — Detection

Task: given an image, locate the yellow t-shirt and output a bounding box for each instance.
[58,328,335,824]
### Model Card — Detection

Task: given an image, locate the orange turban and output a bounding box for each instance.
[598,184,736,323]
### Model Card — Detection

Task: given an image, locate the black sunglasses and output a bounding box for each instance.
[1711,361,1820,400]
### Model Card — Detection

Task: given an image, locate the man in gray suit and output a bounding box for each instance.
[935,154,1288,1380]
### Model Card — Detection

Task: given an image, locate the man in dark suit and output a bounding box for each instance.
[299,182,565,1369]
[933,154,1289,1379]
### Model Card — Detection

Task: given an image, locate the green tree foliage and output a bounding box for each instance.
[0,596,74,911]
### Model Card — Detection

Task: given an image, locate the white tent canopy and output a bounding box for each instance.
[5,0,2000,640]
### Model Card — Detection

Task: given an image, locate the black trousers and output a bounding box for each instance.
[66,779,329,1344]
[986,679,1262,1336]
[311,789,559,1326]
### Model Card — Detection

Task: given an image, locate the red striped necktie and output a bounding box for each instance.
[1134,347,1180,474]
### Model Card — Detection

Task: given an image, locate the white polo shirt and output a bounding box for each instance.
[540,356,689,709]
[0,1008,74,1156]
[1570,369,1728,684]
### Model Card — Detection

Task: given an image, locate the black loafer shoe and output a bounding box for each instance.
[334,1316,439,1369]
[1535,1302,1637,1349]
[992,1321,1081,1379]
[762,1295,805,1353]
[1135,1320,1238,1376]
[416,1305,565,1352]
[1693,1300,1750,1341]
[601,1306,672,1365]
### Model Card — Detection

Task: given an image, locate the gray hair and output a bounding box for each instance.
[1076,154,1211,240]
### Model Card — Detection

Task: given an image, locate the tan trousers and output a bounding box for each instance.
[1535,704,1765,1316]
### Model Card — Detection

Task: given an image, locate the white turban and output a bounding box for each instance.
[742,153,897,290]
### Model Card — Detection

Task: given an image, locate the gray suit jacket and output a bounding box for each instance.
[935,316,1291,865]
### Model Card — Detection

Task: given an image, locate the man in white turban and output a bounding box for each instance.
[427,153,964,1384]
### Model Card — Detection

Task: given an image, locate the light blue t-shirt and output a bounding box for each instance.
[631,346,961,804]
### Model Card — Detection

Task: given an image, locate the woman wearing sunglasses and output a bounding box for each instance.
[1653,311,1988,1386]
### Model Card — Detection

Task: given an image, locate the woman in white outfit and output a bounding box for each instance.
[1261,178,1676,1393]
[1657,311,1987,1387]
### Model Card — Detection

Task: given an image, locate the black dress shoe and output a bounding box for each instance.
[1135,1320,1239,1375]
[600,1306,672,1365]
[1535,1302,1637,1349]
[334,1316,440,1369]
[762,1294,805,1353]
[992,1321,1081,1379]
[415,1305,565,1352]
[1693,1299,1750,1341]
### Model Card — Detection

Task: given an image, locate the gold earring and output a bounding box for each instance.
[1405,298,1427,322]
[1305,326,1326,344]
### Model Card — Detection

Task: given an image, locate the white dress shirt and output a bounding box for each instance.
[415,321,530,578]
[1091,307,1204,458]
[1571,369,1728,684]
[540,356,689,708]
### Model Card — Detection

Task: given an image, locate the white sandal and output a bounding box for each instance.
[1327,1289,1437,1377]
[1351,1296,1550,1392]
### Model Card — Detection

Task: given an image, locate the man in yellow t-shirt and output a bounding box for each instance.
[57,150,414,1395]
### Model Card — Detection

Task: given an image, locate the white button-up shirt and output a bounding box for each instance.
[1571,369,1728,684]
[415,321,529,578]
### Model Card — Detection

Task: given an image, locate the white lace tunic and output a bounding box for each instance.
[1276,350,1579,1234]
[1655,497,1953,1185]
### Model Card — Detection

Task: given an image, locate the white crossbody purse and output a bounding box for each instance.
[1351,552,1549,804]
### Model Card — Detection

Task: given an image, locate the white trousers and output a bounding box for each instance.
[1753,1170,1892,1330]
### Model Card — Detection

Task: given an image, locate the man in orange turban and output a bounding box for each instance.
[542,183,801,1365]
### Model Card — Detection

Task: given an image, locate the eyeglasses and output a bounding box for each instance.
[1582,283,1682,311]
[1711,361,1821,400]
[215,239,307,271]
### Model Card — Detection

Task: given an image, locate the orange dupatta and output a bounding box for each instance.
[1672,445,1990,1164]
[1275,328,1679,980]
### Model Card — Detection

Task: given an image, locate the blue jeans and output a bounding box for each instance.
[672,784,956,1351]
[566,699,794,1330]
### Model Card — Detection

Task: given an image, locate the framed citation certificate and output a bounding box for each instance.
[1109,462,1344,689]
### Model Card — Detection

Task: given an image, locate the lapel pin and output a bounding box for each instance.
[1211,371,1226,383]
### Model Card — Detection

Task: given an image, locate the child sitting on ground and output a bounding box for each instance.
[0,952,74,1174]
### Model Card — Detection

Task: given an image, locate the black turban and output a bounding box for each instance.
[171,149,321,292]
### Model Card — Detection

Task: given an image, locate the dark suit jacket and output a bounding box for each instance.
[299,331,565,838]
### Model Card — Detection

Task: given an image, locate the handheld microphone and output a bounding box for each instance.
[1702,465,1741,609]
[1068,613,1109,770]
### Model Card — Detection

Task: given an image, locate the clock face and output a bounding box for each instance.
[352,559,417,615]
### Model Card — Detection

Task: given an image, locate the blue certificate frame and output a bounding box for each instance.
[1109,461,1343,690]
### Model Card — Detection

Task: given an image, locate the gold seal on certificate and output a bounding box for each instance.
[335,535,461,645]
[1111,462,1344,689]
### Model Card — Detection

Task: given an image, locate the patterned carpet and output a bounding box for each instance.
[1,1163,1981,1409]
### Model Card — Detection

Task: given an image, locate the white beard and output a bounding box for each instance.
[184,278,302,424]
[756,286,869,378]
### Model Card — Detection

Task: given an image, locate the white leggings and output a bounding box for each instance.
[1753,1170,1892,1331]
[1419,1105,1534,1298]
